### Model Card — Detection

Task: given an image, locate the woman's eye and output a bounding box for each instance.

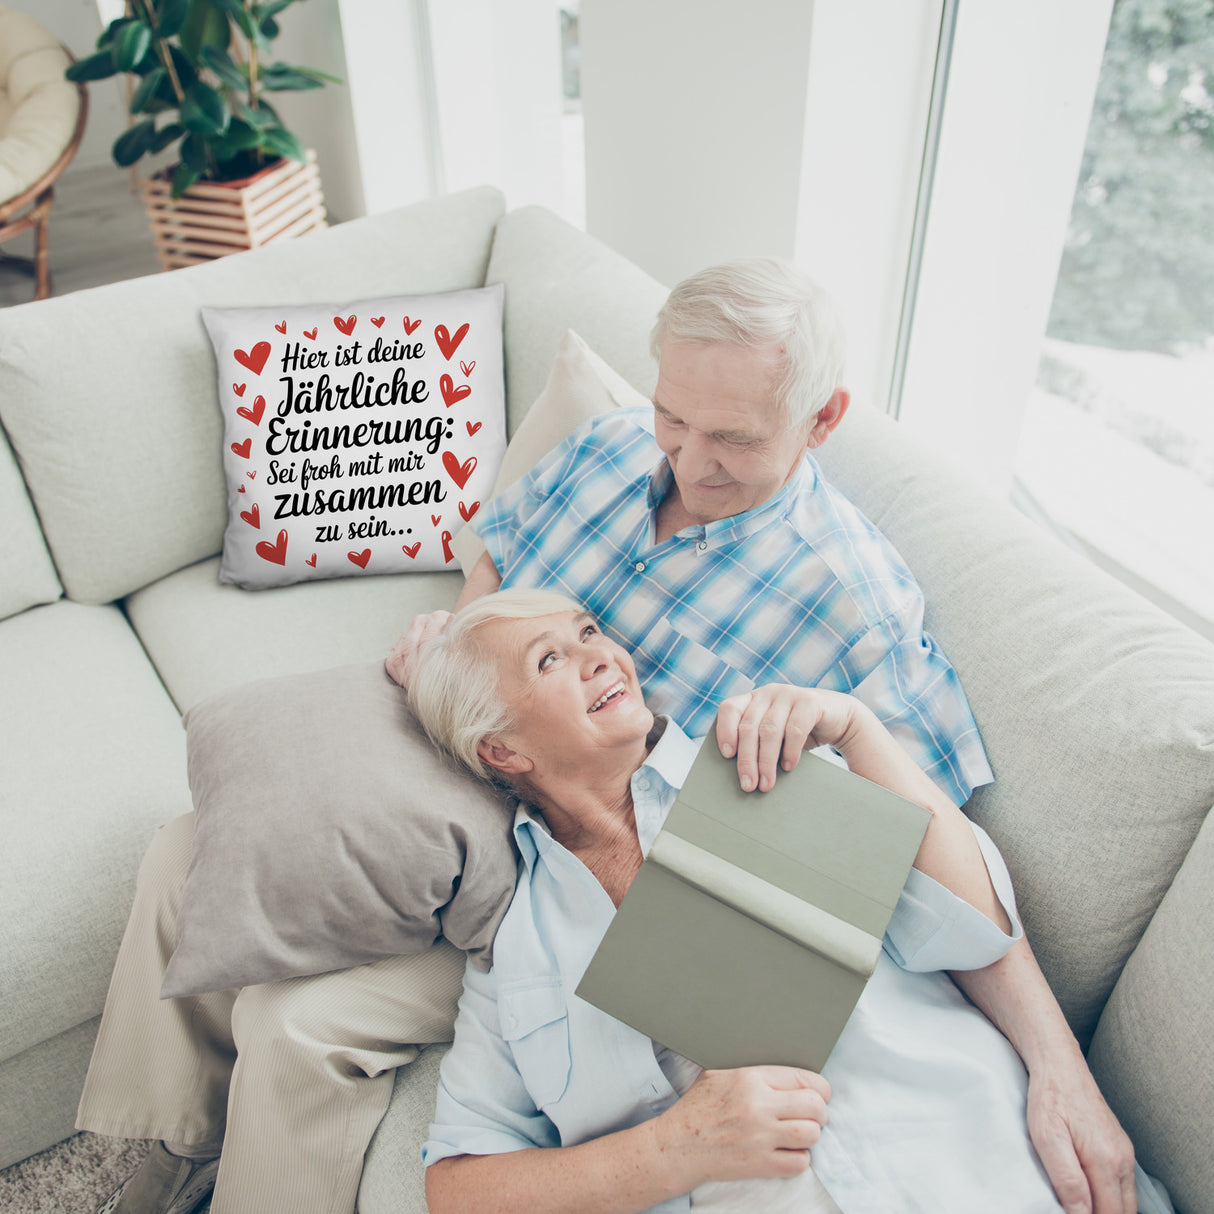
[538,651,557,671]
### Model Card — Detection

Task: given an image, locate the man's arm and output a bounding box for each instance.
[951,942,1137,1214]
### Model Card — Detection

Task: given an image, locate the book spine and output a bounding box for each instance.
[648,832,882,977]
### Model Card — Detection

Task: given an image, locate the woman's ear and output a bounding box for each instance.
[477,738,534,777]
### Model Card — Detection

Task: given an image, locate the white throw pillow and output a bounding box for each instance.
[202,285,506,589]
[450,328,650,571]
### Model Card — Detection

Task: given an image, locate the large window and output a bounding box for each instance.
[1013,0,1214,636]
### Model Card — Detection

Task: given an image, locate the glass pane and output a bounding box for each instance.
[1014,0,1214,637]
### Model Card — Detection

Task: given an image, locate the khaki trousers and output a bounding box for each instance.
[76,814,466,1214]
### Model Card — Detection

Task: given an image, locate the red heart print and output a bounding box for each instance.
[440,374,472,408]
[441,531,454,563]
[442,451,477,490]
[247,470,257,479]
[334,315,357,336]
[348,548,371,569]
[231,438,252,459]
[238,483,246,493]
[234,341,271,376]
[306,553,317,567]
[434,322,469,360]
[233,382,246,397]
[466,420,482,436]
[256,529,288,565]
[240,503,260,528]
[459,500,480,522]
[303,328,318,341]
[460,360,476,377]
[275,321,287,334]
[402,542,421,559]
[431,514,441,527]
[236,394,265,426]
[371,316,385,328]
[403,316,422,335]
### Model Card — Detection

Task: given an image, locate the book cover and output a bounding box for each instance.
[575,743,932,1071]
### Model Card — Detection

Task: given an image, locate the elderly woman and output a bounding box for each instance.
[407,588,1093,1214]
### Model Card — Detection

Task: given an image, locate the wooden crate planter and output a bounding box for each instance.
[140,151,327,271]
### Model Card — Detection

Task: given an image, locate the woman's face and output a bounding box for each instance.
[476,610,653,776]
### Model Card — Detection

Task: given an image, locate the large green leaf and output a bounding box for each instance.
[150,122,185,153]
[180,131,211,172]
[66,50,119,83]
[260,125,306,163]
[112,119,157,167]
[254,0,297,19]
[129,66,167,113]
[200,44,249,90]
[155,0,192,40]
[234,97,280,129]
[111,20,152,71]
[171,162,201,197]
[181,80,230,135]
[259,62,323,91]
[210,119,263,160]
[179,0,231,64]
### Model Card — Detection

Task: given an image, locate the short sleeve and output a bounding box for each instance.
[883,821,1023,973]
[423,958,560,1167]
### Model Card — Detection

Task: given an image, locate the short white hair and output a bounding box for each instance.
[650,258,847,429]
[407,588,586,781]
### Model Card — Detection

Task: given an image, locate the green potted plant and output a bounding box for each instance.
[67,0,339,267]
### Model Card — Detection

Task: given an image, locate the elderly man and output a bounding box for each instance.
[388,260,1136,1214]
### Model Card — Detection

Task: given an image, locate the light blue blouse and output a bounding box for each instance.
[424,722,1067,1212]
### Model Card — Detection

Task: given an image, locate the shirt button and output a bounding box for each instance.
[634,561,646,573]
[697,541,708,551]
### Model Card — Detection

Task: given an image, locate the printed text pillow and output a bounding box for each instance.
[202,285,505,589]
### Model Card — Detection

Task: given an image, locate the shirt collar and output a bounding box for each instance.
[645,456,818,547]
[512,716,703,869]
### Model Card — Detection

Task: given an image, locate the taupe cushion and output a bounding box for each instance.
[0,186,506,605]
[1088,805,1214,1214]
[815,402,1214,1045]
[162,663,519,997]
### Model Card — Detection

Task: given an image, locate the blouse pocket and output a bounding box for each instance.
[499,978,572,1109]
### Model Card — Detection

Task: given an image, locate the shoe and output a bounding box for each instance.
[96,1142,220,1214]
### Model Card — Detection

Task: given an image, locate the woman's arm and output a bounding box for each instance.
[427,1065,830,1214]
[715,684,1010,931]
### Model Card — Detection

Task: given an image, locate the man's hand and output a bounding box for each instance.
[1026,1060,1137,1214]
[385,610,453,689]
[715,684,860,792]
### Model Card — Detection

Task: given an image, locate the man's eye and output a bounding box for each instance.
[581,624,599,639]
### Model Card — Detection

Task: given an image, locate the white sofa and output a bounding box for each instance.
[0,186,1211,1214]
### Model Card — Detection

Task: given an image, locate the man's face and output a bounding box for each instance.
[652,340,817,524]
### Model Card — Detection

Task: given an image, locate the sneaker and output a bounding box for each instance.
[96,1142,220,1214]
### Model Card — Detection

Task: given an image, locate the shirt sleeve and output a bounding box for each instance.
[422,957,560,1167]
[882,821,1023,973]
[843,613,994,808]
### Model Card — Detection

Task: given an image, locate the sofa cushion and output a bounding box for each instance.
[1088,804,1214,1214]
[201,285,506,588]
[0,186,506,606]
[0,423,60,620]
[0,601,191,1063]
[485,205,668,436]
[813,402,1214,1045]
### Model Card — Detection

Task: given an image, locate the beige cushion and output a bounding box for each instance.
[0,600,191,1063]
[0,186,506,605]
[163,663,518,997]
[0,7,77,201]
[0,424,60,620]
[450,329,644,571]
[1088,806,1214,1214]
[814,402,1214,1046]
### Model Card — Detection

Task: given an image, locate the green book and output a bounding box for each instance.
[575,744,932,1072]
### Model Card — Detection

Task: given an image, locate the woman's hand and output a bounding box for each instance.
[385,610,453,688]
[715,684,861,792]
[653,1066,831,1185]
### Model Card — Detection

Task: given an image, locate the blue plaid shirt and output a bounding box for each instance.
[475,407,992,805]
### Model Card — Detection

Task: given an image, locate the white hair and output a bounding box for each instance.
[650,258,847,429]
[407,588,586,781]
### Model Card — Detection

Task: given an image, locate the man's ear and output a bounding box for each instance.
[806,388,850,450]
[477,738,534,777]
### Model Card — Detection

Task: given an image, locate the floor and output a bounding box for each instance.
[0,162,162,308]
